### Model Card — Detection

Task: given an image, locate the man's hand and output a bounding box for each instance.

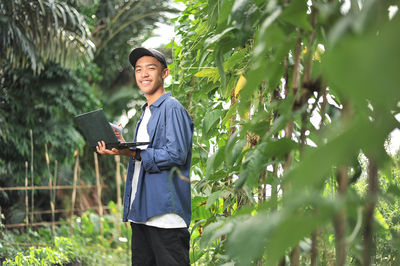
[96,141,135,157]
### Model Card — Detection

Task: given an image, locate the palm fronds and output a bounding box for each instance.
[0,0,94,73]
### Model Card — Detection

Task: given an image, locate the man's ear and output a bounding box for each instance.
[162,68,170,79]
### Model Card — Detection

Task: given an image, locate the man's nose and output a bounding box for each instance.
[141,69,149,77]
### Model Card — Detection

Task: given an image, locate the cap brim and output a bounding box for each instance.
[129,47,154,68]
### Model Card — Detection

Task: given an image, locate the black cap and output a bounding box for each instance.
[129,47,167,68]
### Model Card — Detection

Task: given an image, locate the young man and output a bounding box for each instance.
[96,48,193,266]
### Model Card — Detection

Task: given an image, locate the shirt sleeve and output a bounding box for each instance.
[141,106,193,173]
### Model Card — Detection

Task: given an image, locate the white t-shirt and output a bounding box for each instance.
[128,107,187,228]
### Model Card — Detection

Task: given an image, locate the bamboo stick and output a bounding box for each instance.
[27,205,112,215]
[4,205,113,229]
[115,155,122,236]
[25,161,29,229]
[53,160,58,233]
[94,152,103,235]
[30,129,34,226]
[5,221,70,228]
[70,150,79,233]
[45,143,55,235]
[0,184,106,191]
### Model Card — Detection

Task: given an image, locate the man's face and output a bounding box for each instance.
[134,56,169,96]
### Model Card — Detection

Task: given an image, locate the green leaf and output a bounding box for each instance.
[221,102,238,126]
[216,48,227,89]
[261,138,299,161]
[205,153,217,179]
[206,191,223,209]
[387,184,400,197]
[280,0,312,31]
[194,67,219,79]
[223,47,249,71]
[226,139,247,166]
[226,194,336,265]
[203,109,223,137]
[200,219,233,250]
[231,0,252,22]
[217,0,235,30]
[213,145,226,170]
[324,15,400,111]
[284,114,398,191]
[191,196,212,221]
[205,27,236,46]
[237,146,267,188]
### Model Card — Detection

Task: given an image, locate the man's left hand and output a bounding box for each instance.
[96,141,135,157]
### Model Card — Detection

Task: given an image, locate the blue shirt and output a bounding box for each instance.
[122,92,193,226]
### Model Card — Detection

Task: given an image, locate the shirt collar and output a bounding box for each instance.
[141,92,171,110]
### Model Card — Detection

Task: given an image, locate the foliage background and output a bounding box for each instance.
[1,0,400,265]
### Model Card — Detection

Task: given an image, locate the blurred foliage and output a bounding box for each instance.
[0,62,99,185]
[169,0,400,265]
[0,62,100,224]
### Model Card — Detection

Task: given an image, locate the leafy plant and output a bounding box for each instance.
[171,0,400,265]
[1,202,130,265]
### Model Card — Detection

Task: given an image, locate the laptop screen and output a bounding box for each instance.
[74,109,120,150]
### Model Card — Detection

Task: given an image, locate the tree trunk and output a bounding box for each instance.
[363,157,378,266]
[310,229,318,266]
[291,246,301,266]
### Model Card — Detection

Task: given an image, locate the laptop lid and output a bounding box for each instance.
[74,109,148,151]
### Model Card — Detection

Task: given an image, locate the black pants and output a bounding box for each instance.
[130,223,190,266]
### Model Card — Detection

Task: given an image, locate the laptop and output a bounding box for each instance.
[74,109,149,151]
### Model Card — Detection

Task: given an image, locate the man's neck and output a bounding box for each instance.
[146,88,166,106]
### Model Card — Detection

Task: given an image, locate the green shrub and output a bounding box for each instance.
[1,202,130,265]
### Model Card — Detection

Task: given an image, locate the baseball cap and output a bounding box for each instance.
[129,47,168,68]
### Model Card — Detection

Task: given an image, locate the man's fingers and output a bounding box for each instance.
[96,141,108,155]
[95,140,120,156]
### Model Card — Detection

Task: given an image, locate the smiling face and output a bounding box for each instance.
[134,56,169,97]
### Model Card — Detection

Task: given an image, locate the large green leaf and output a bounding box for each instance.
[284,114,397,191]
[324,14,400,111]
[280,0,312,31]
[192,196,213,221]
[225,194,337,265]
[202,109,223,136]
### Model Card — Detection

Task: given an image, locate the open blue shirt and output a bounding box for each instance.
[122,92,193,226]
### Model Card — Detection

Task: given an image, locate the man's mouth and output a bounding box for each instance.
[142,80,151,85]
